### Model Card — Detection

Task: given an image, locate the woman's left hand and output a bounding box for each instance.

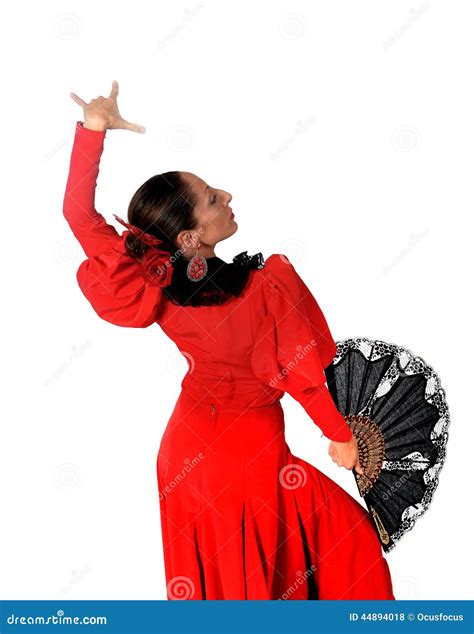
[328,434,364,474]
[70,80,146,133]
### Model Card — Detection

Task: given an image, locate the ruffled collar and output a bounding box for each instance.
[162,251,265,306]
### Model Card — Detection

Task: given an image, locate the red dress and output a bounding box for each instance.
[64,121,395,600]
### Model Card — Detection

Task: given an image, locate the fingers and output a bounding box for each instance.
[328,450,344,468]
[70,92,87,108]
[120,119,147,134]
[109,80,119,99]
[354,458,364,475]
[328,447,363,472]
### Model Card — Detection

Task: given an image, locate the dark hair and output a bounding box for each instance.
[124,171,198,261]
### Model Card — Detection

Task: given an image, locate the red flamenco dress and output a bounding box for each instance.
[63,121,395,601]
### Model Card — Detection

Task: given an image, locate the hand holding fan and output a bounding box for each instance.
[325,337,450,553]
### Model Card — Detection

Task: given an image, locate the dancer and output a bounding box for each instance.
[64,81,395,600]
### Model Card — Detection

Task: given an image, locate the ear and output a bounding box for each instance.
[176,230,201,252]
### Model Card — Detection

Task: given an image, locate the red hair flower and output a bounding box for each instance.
[140,247,174,288]
[113,213,174,288]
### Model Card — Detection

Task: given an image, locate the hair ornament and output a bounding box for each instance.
[113,213,165,248]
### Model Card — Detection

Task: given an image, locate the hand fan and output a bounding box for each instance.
[324,337,450,552]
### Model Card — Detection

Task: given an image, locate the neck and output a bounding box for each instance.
[182,247,216,261]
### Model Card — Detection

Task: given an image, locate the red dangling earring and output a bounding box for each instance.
[186,246,208,282]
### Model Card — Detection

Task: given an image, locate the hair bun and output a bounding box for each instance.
[124,233,150,259]
[113,213,165,248]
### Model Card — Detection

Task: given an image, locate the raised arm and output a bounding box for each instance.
[63,80,146,258]
[63,82,167,329]
[63,122,121,258]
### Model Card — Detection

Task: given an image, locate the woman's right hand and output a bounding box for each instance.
[70,80,146,133]
[328,434,364,475]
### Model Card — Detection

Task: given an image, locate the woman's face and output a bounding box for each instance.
[177,171,237,258]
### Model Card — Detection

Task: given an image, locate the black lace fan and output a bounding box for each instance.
[324,337,450,553]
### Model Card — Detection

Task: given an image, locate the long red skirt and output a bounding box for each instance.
[157,388,395,600]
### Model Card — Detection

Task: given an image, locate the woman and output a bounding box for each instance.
[64,81,395,601]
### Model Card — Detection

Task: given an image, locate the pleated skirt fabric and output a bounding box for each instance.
[157,388,395,600]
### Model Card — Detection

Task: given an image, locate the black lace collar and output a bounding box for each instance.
[162,251,265,306]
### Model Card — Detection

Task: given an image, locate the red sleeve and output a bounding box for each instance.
[63,120,121,258]
[251,253,352,442]
[75,235,169,328]
[63,121,170,328]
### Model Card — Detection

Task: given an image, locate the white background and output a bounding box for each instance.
[1,0,472,601]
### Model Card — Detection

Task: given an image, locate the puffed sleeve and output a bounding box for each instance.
[63,120,170,328]
[76,233,171,328]
[251,254,352,442]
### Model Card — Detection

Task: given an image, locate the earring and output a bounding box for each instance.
[186,246,208,282]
